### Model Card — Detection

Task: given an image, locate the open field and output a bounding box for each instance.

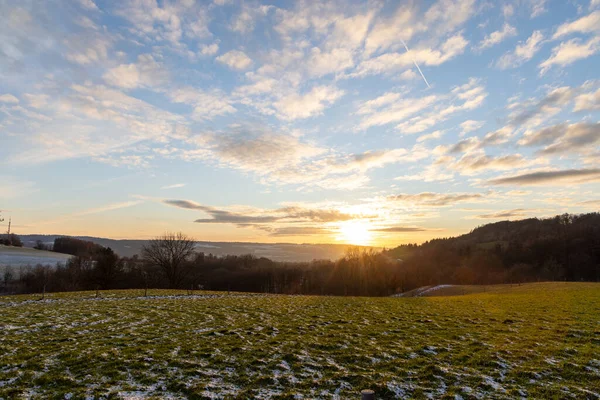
[1,283,599,399]
[395,283,554,298]
[0,246,72,272]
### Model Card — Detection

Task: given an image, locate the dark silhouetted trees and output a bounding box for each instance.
[142,232,196,289]
[34,240,50,251]
[93,247,121,289]
[53,237,104,256]
[0,234,23,247]
[8,212,600,296]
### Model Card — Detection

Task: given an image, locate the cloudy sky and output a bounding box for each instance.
[0,0,599,246]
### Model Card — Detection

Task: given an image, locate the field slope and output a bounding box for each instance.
[0,245,72,269]
[1,283,599,399]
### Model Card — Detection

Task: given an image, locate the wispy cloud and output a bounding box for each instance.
[162,199,358,225]
[488,169,600,186]
[540,37,600,75]
[387,192,485,207]
[478,23,517,50]
[370,226,431,232]
[72,200,142,217]
[520,122,600,155]
[216,50,253,70]
[553,10,600,39]
[496,30,544,69]
[474,208,532,219]
[161,183,187,189]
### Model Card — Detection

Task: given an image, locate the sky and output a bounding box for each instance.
[0,0,599,247]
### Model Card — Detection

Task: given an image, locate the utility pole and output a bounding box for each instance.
[7,217,11,246]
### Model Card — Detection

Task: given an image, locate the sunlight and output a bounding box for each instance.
[338,220,373,246]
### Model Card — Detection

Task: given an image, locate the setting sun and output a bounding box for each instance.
[338,220,373,246]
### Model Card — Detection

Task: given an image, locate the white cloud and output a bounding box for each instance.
[161,183,187,189]
[103,54,169,89]
[273,85,344,120]
[423,0,477,36]
[553,10,600,39]
[395,78,487,134]
[77,0,100,11]
[364,6,415,56]
[230,5,272,34]
[478,23,517,50]
[75,16,100,31]
[539,36,600,75]
[356,34,468,77]
[358,78,486,133]
[530,0,548,17]
[65,36,111,65]
[327,11,374,50]
[0,94,19,103]
[306,47,354,77]
[448,136,481,153]
[399,69,418,80]
[23,94,49,109]
[7,83,187,165]
[417,130,445,142]
[168,87,236,121]
[574,86,600,111]
[115,0,211,45]
[217,50,253,70]
[200,43,219,56]
[536,122,600,155]
[518,124,567,147]
[481,125,514,145]
[503,4,515,18]
[460,120,484,135]
[177,123,427,190]
[183,125,326,185]
[496,30,544,69]
[358,93,438,129]
[449,152,530,175]
[508,86,575,127]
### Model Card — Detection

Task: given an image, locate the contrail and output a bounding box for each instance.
[400,39,431,89]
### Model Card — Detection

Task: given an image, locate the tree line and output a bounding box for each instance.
[384,212,600,290]
[7,235,401,296]
[2,213,599,296]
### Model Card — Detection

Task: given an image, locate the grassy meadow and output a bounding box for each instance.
[1,283,599,399]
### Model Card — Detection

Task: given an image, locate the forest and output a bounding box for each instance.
[3,212,600,296]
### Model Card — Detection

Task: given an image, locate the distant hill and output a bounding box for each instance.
[384,212,600,288]
[18,235,370,262]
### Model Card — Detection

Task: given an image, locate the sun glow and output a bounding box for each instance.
[338,220,373,246]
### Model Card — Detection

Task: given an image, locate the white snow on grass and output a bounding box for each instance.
[417,285,454,296]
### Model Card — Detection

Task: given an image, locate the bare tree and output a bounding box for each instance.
[141,232,196,289]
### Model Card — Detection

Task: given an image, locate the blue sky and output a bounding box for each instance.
[0,0,599,246]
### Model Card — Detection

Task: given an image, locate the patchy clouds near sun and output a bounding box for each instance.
[0,0,598,245]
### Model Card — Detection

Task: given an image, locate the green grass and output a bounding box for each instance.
[1,283,599,399]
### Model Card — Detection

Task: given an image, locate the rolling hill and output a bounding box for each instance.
[17,234,370,262]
